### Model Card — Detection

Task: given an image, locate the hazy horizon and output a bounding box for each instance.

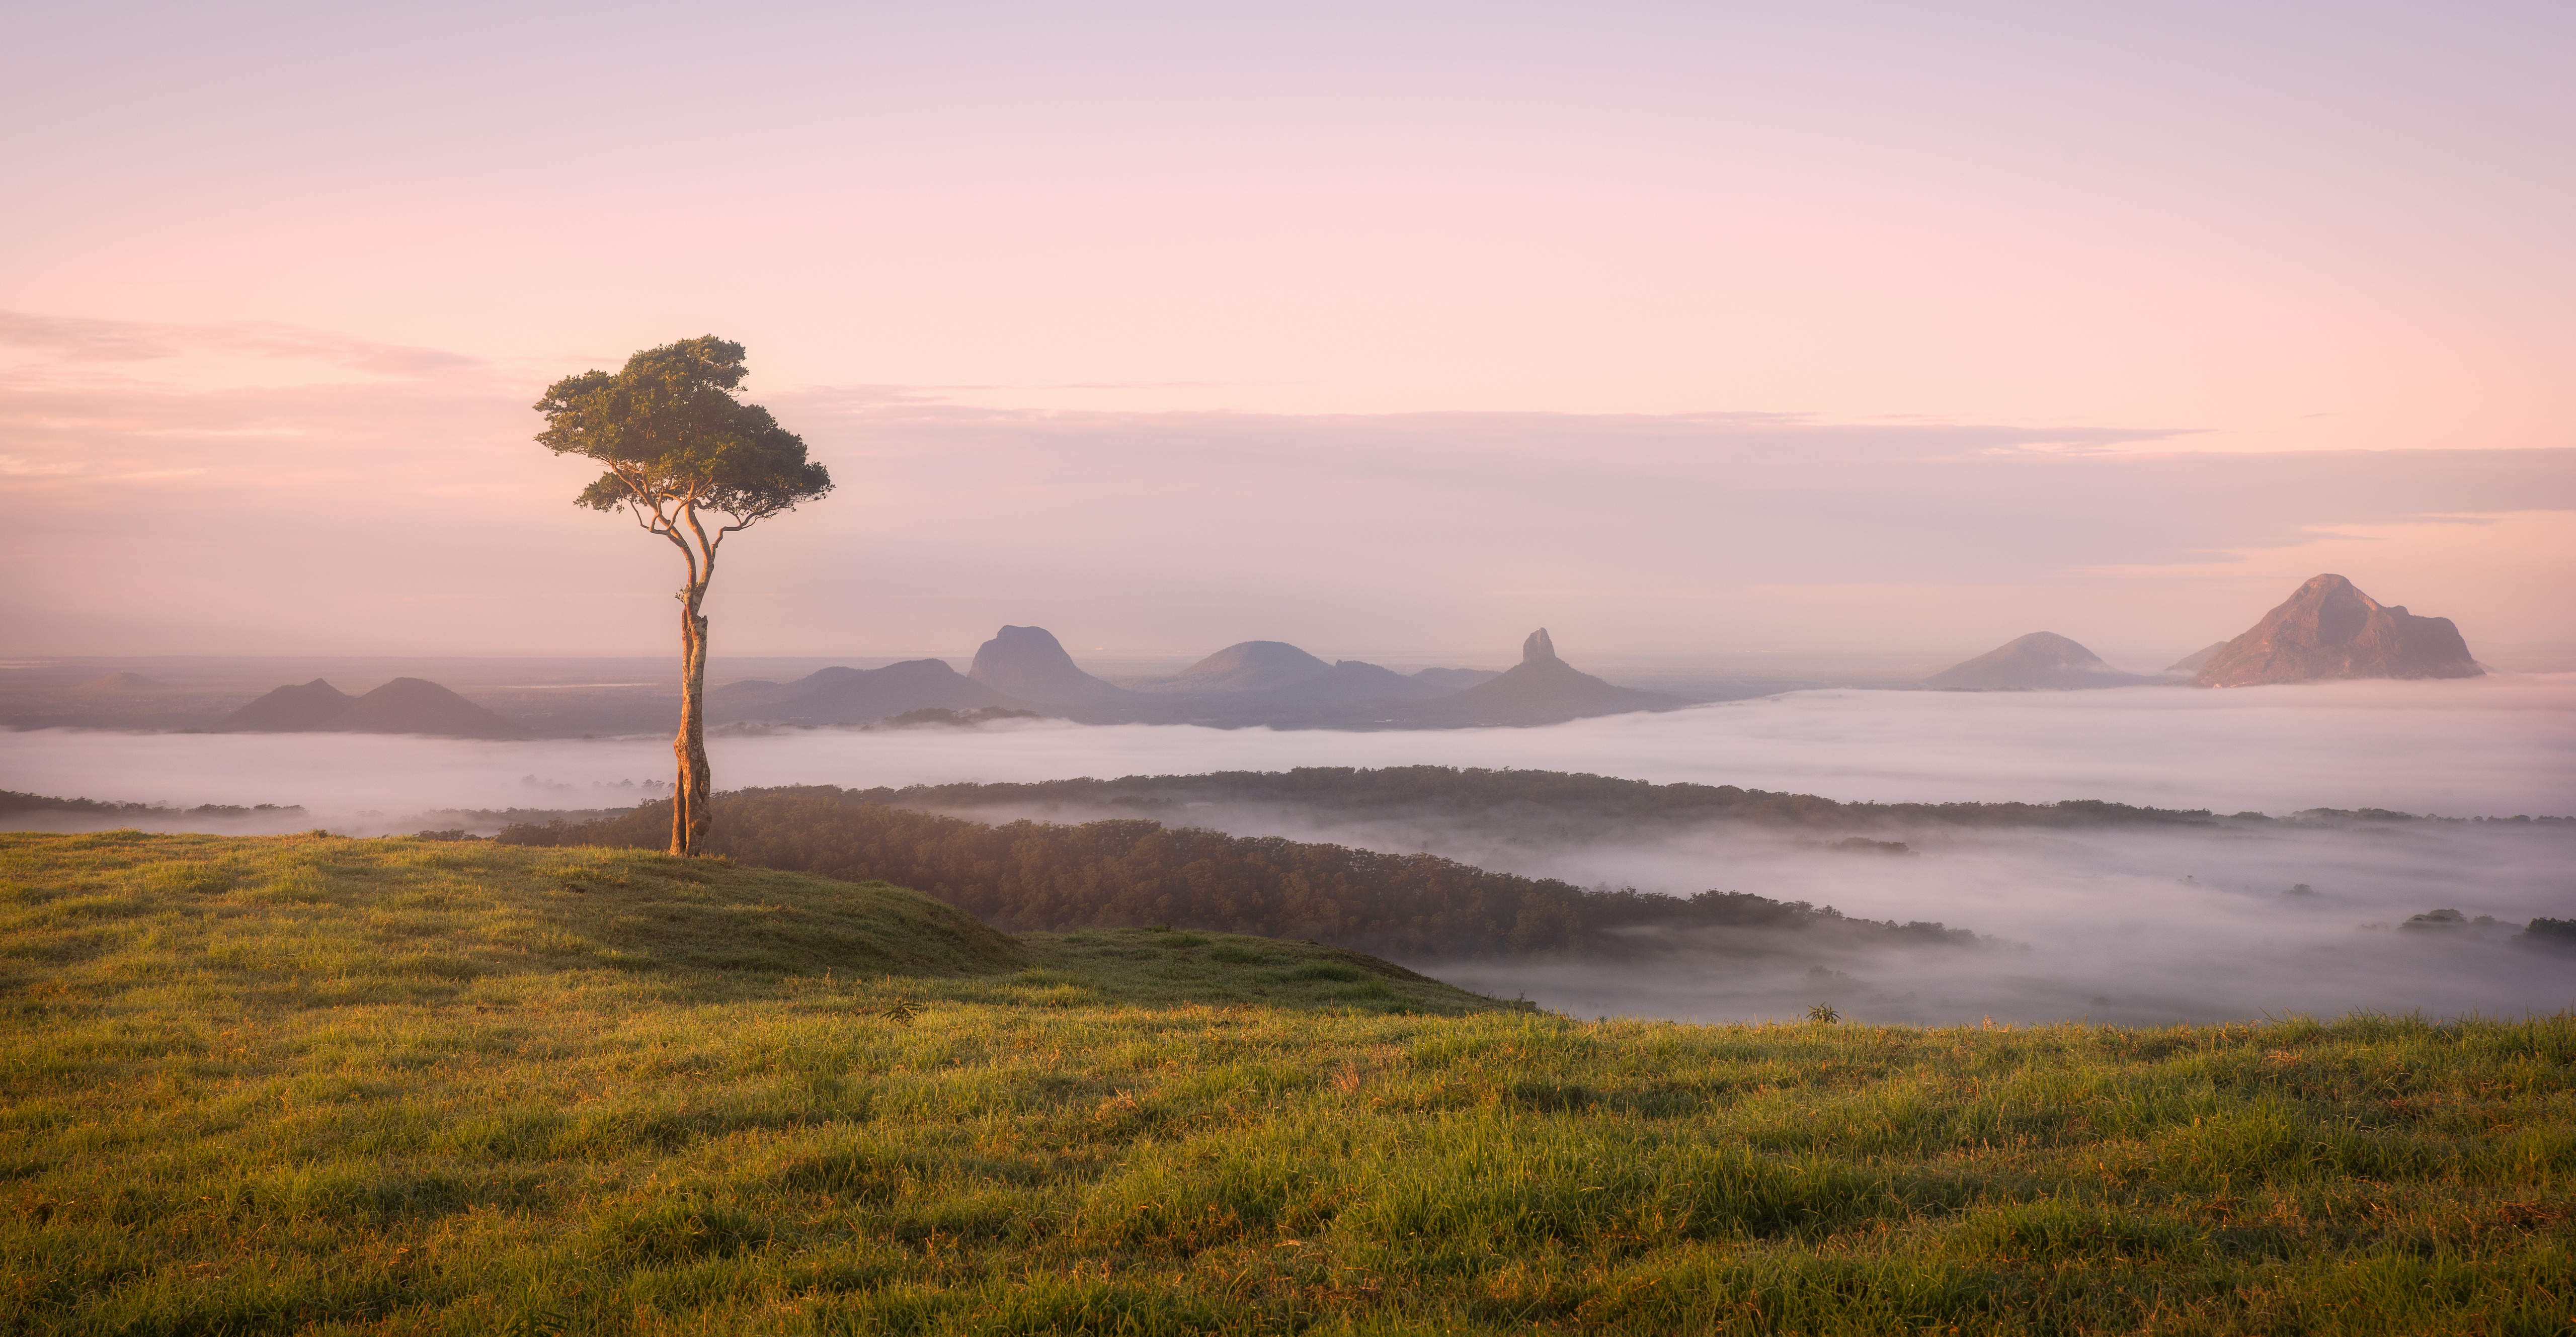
[6,7,2571,661]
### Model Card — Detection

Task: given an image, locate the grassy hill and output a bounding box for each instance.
[2,832,2570,1335]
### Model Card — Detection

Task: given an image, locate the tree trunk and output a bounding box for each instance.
[671,590,713,856]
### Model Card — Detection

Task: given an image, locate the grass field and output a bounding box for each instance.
[2,831,2570,1335]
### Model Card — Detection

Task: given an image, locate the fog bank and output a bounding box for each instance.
[8,677,2568,1027]
[5,677,2568,827]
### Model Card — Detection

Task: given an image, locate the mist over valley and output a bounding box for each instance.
[10,673,2568,1025]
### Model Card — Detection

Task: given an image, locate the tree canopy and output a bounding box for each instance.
[534,336,832,532]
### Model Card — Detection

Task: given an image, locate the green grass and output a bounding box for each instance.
[2,832,2570,1335]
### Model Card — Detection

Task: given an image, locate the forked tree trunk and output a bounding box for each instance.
[671,590,713,856]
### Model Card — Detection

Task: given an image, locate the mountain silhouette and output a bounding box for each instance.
[2165,642,2231,674]
[745,659,1018,722]
[1926,632,2151,690]
[214,679,357,732]
[967,626,1123,703]
[217,677,524,736]
[331,678,529,737]
[1389,628,1680,725]
[1410,666,1502,691]
[2195,574,2481,687]
[1129,640,1332,693]
[1244,659,1451,705]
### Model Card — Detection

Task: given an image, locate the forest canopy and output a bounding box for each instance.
[496,785,1982,958]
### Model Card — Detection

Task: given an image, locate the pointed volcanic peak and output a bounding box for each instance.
[1925,632,2153,691]
[1391,628,1681,725]
[755,659,1021,723]
[1131,640,1334,694]
[966,626,1123,704]
[214,678,357,732]
[2165,642,2232,675]
[2195,574,2482,688]
[330,678,529,738]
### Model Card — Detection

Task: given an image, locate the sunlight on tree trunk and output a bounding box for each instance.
[533,336,832,856]
[674,592,713,855]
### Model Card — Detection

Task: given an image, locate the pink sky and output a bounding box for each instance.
[3,4,2570,663]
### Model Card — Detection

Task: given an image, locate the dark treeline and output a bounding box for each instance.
[865,766,2237,828]
[0,790,305,819]
[496,785,1981,958]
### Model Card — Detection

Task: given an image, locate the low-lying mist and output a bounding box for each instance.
[7,676,2568,826]
[6,676,2568,1026]
[945,792,2573,1026]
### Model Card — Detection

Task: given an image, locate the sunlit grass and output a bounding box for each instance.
[1,831,2568,1334]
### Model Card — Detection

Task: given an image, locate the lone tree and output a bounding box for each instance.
[534,337,832,856]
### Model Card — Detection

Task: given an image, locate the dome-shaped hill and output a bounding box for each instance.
[1131,640,1334,693]
[742,659,1018,723]
[214,678,357,732]
[331,678,528,738]
[1926,632,2152,690]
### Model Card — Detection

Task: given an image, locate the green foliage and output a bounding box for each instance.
[868,765,2237,830]
[499,786,1980,957]
[3,832,2572,1335]
[533,337,831,526]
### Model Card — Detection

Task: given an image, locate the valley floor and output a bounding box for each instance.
[2,833,2569,1334]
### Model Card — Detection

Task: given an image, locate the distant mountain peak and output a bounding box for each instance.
[1142,640,1332,693]
[968,625,1122,703]
[1392,629,1677,725]
[1926,632,2150,691]
[213,676,522,737]
[2195,574,2480,687]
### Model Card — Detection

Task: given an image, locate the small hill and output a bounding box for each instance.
[74,671,172,693]
[1129,640,1332,693]
[1390,629,1680,725]
[966,625,1124,703]
[1411,666,1501,691]
[1926,632,2152,690]
[2165,642,2230,674]
[1250,659,1452,705]
[213,678,357,732]
[331,678,529,738]
[753,659,1018,723]
[704,678,787,713]
[2197,574,2482,687]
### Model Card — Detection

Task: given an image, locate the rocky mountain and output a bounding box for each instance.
[215,677,524,737]
[330,679,529,738]
[1389,629,1681,725]
[214,679,357,732]
[740,659,1017,723]
[1126,640,1333,693]
[966,626,1124,703]
[1926,632,2152,690]
[2195,574,2482,687]
[2165,642,2230,675]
